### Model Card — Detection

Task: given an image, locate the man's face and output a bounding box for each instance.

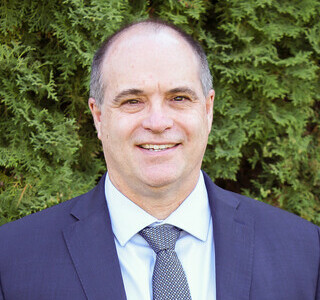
[90,28,214,197]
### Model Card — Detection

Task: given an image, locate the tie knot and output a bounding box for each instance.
[139,224,181,254]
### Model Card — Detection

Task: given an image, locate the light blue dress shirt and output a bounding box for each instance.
[105,172,216,299]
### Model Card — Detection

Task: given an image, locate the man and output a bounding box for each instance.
[0,19,319,300]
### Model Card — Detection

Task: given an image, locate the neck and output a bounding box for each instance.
[108,172,200,220]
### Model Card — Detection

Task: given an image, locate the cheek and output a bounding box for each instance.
[182,112,209,141]
[101,114,139,144]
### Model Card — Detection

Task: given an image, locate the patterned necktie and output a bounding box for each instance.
[139,224,192,300]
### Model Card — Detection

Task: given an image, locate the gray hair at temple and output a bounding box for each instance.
[89,19,213,108]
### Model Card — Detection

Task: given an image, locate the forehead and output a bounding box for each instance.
[105,25,198,64]
[110,25,192,50]
[101,26,201,94]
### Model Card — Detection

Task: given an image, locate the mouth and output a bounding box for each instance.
[138,143,179,152]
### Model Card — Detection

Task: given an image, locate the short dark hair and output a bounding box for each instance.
[90,19,213,107]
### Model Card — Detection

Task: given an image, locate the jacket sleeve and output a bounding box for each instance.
[316,227,320,300]
[0,278,4,300]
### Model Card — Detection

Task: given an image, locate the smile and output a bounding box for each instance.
[138,144,178,151]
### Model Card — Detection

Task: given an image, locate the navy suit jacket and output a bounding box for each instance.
[0,172,319,299]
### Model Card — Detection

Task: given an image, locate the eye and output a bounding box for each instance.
[123,99,141,105]
[119,98,144,113]
[173,96,189,102]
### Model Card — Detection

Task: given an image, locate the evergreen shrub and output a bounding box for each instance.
[0,0,319,225]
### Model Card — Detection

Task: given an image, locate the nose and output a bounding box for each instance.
[142,104,173,133]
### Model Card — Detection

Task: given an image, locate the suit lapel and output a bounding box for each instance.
[203,172,254,300]
[63,174,126,300]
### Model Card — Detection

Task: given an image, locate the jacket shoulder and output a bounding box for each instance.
[203,171,319,235]
[0,176,104,242]
[0,174,107,237]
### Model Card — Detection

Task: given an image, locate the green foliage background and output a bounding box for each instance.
[0,0,319,225]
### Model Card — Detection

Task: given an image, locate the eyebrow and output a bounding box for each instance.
[166,87,199,100]
[112,88,144,104]
[112,86,199,104]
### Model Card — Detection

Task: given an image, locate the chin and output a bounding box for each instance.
[144,178,175,188]
[138,167,183,189]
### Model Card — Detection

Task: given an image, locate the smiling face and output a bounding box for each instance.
[90,26,214,201]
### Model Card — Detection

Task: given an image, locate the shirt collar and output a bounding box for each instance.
[105,172,211,247]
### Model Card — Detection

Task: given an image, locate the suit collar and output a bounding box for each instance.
[63,173,126,300]
[203,171,254,300]
[68,173,108,221]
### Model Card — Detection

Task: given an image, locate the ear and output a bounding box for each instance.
[205,89,215,132]
[88,98,102,140]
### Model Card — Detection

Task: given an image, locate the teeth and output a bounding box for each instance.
[140,144,176,151]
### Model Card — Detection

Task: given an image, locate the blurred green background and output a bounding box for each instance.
[0,0,319,225]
